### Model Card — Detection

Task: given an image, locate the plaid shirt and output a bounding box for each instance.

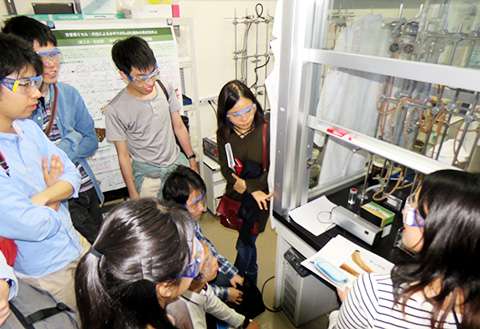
[194,221,238,301]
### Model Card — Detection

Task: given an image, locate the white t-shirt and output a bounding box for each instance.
[167,283,244,329]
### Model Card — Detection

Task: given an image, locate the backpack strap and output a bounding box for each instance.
[44,83,59,137]
[0,150,10,177]
[156,79,169,101]
[26,303,72,325]
[9,303,34,329]
[9,302,73,329]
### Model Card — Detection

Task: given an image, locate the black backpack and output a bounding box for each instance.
[2,280,79,329]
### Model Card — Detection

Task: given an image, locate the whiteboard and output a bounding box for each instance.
[51,19,183,192]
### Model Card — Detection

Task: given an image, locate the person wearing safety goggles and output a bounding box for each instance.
[106,36,198,201]
[2,16,104,245]
[0,33,84,312]
[167,240,261,329]
[75,198,199,329]
[329,170,480,329]
[163,166,245,305]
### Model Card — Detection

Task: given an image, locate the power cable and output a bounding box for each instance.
[261,276,282,313]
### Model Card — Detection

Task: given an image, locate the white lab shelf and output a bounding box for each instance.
[306,115,458,174]
[308,49,480,91]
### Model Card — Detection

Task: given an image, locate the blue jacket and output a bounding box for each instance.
[29,82,104,204]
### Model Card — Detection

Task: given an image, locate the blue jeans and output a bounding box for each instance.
[234,235,258,285]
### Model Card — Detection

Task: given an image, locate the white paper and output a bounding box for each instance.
[289,196,337,236]
[301,235,394,290]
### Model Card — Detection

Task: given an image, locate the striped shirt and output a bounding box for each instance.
[331,273,459,329]
[193,221,238,301]
[39,92,93,193]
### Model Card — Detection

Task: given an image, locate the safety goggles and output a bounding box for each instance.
[403,194,426,227]
[226,103,257,119]
[185,191,206,209]
[127,65,159,87]
[0,75,43,95]
[36,48,63,65]
[180,238,204,278]
[195,244,215,280]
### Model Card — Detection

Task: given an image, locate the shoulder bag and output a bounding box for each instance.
[217,122,268,235]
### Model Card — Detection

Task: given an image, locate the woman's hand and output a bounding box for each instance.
[251,190,274,210]
[232,173,247,194]
[336,287,350,303]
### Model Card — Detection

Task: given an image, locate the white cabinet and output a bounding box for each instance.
[202,156,226,214]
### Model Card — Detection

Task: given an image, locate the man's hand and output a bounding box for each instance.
[246,320,261,329]
[251,190,274,210]
[230,274,244,288]
[189,158,199,174]
[42,155,64,187]
[227,287,243,305]
[0,280,11,326]
[232,173,247,194]
[129,191,140,199]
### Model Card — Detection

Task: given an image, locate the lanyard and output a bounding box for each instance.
[0,150,10,177]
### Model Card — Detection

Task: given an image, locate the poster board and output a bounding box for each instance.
[51,19,183,192]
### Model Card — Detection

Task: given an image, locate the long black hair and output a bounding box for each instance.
[75,198,195,329]
[216,80,264,141]
[392,169,480,329]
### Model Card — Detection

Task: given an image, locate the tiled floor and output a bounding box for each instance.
[199,211,331,329]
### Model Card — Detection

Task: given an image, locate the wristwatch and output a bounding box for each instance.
[241,319,252,328]
[186,153,196,160]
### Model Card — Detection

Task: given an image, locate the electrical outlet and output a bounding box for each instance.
[199,95,217,105]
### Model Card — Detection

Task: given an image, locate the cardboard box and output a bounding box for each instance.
[360,202,395,238]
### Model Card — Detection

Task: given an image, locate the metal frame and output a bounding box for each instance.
[273,0,479,218]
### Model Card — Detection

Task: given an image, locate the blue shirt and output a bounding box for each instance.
[0,119,82,276]
[0,253,17,300]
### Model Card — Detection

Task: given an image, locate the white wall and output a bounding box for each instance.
[179,0,277,138]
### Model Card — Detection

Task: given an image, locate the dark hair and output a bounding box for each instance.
[2,16,57,47]
[0,33,43,90]
[75,198,195,329]
[392,169,480,329]
[163,165,206,205]
[111,36,156,75]
[216,80,264,141]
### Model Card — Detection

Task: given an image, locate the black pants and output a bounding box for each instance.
[68,187,102,244]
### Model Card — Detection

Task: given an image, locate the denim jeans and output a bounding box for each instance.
[234,234,258,285]
[132,152,189,199]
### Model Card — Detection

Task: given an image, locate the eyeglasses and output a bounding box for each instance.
[185,191,206,209]
[180,238,204,278]
[226,103,257,119]
[195,245,215,280]
[0,75,43,95]
[126,65,159,87]
[403,194,426,227]
[36,48,62,65]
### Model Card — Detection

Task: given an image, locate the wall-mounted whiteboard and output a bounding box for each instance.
[51,19,183,192]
